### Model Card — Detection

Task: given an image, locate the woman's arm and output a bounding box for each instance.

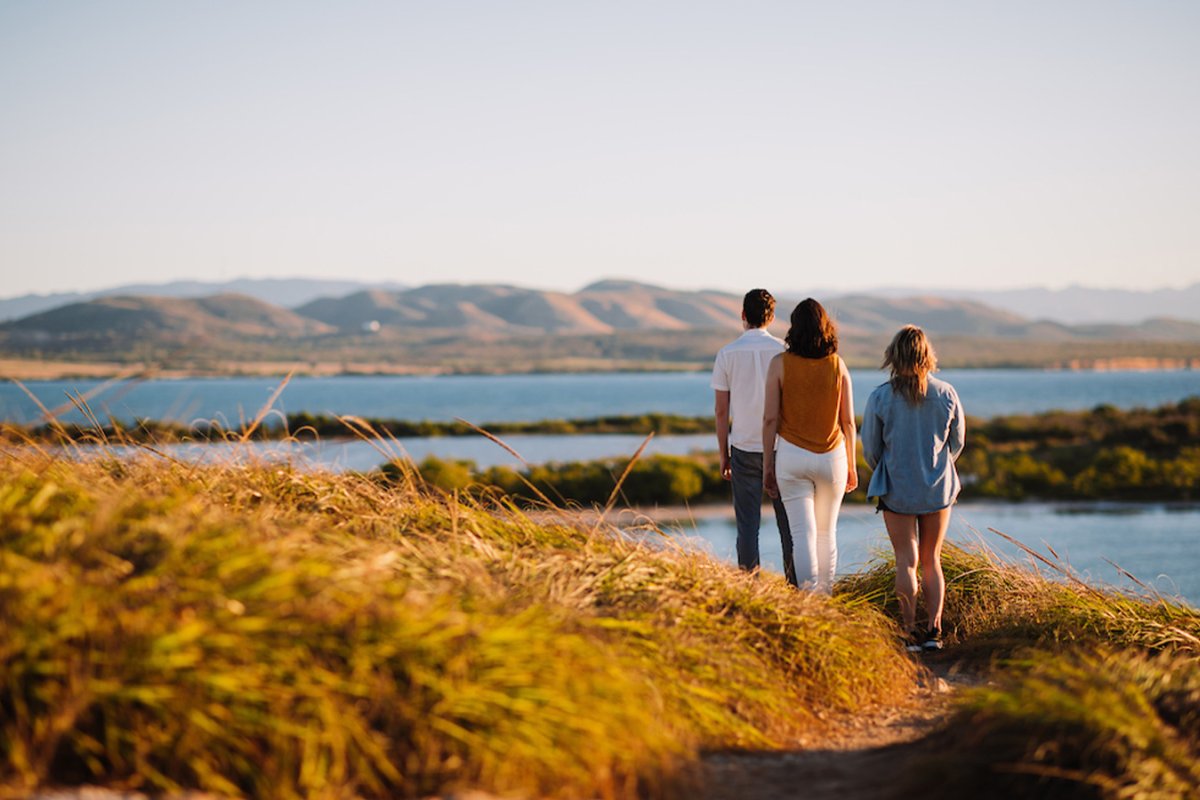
[838,358,858,493]
[948,387,966,460]
[861,388,883,469]
[762,354,783,498]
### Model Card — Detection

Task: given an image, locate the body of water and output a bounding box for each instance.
[73,433,715,472]
[8,369,1200,606]
[677,501,1200,606]
[3,368,1199,426]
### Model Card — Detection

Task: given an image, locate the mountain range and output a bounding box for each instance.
[835,284,1200,325]
[0,278,407,324]
[1,279,1197,374]
[2,277,1199,326]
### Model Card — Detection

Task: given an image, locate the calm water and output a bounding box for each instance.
[72,434,715,472]
[3,368,1199,426]
[678,502,1200,606]
[7,368,1200,605]
[48,438,1200,605]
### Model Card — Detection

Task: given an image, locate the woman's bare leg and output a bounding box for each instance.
[917,508,952,632]
[883,511,919,632]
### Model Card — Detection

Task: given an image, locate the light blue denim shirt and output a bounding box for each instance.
[861,376,965,514]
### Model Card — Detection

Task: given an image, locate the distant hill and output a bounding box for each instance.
[295,280,743,334]
[9,283,1200,344]
[2,281,1198,375]
[820,295,1036,339]
[0,278,407,322]
[814,283,1200,325]
[8,277,1198,327]
[0,294,334,349]
[826,294,1200,342]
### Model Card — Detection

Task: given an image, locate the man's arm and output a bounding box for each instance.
[715,389,732,481]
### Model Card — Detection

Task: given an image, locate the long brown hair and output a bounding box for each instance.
[785,298,838,358]
[883,325,937,404]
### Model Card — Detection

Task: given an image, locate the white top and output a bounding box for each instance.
[711,328,785,453]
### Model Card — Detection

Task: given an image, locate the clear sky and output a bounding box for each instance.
[2,1,1198,297]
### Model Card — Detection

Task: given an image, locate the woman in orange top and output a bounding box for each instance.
[763,298,858,593]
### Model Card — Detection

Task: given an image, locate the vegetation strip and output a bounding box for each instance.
[7,397,1200,505]
[403,397,1200,505]
[4,439,1200,797]
[0,455,917,798]
[839,544,1200,799]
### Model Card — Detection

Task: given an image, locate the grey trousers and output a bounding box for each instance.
[730,446,797,586]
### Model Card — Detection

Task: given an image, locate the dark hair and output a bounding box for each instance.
[785,298,838,358]
[742,289,776,328]
[883,325,937,404]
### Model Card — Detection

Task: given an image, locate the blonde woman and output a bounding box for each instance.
[762,299,858,594]
[861,326,965,651]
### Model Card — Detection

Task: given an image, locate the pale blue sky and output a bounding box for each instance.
[2,1,1197,297]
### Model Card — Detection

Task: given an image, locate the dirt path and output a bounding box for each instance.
[700,659,974,800]
[32,662,974,800]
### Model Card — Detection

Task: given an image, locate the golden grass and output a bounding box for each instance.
[839,535,1200,799]
[919,648,1200,799]
[0,448,921,798]
[837,540,1200,662]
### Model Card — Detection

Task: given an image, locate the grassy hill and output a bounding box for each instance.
[1,448,1198,798]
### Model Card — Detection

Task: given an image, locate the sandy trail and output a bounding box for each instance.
[700,660,973,800]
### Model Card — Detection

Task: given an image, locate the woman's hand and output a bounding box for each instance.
[764,466,780,499]
[845,465,858,494]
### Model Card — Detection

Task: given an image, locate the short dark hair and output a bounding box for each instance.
[742,289,776,328]
[785,298,838,358]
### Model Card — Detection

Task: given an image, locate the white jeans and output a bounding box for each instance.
[775,439,847,594]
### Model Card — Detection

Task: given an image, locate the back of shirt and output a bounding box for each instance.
[778,353,843,453]
[711,328,785,453]
[861,375,966,514]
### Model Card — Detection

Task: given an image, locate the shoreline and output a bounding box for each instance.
[527,498,1200,528]
[2,357,1199,382]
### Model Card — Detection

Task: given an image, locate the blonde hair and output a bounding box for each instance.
[882,325,937,404]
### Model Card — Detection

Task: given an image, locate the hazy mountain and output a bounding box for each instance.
[0,294,334,347]
[295,280,744,334]
[820,295,1036,338]
[5,283,1200,369]
[8,277,1197,327]
[295,282,1200,341]
[3,283,1198,376]
[813,283,1200,325]
[0,278,407,322]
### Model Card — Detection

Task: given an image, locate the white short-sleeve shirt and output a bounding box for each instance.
[711,328,785,453]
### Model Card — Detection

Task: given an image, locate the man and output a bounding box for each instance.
[711,289,796,585]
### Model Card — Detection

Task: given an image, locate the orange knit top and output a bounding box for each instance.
[778,353,844,453]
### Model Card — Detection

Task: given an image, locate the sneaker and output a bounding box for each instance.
[903,630,923,653]
[922,628,944,651]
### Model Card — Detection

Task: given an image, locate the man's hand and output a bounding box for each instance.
[720,453,732,481]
